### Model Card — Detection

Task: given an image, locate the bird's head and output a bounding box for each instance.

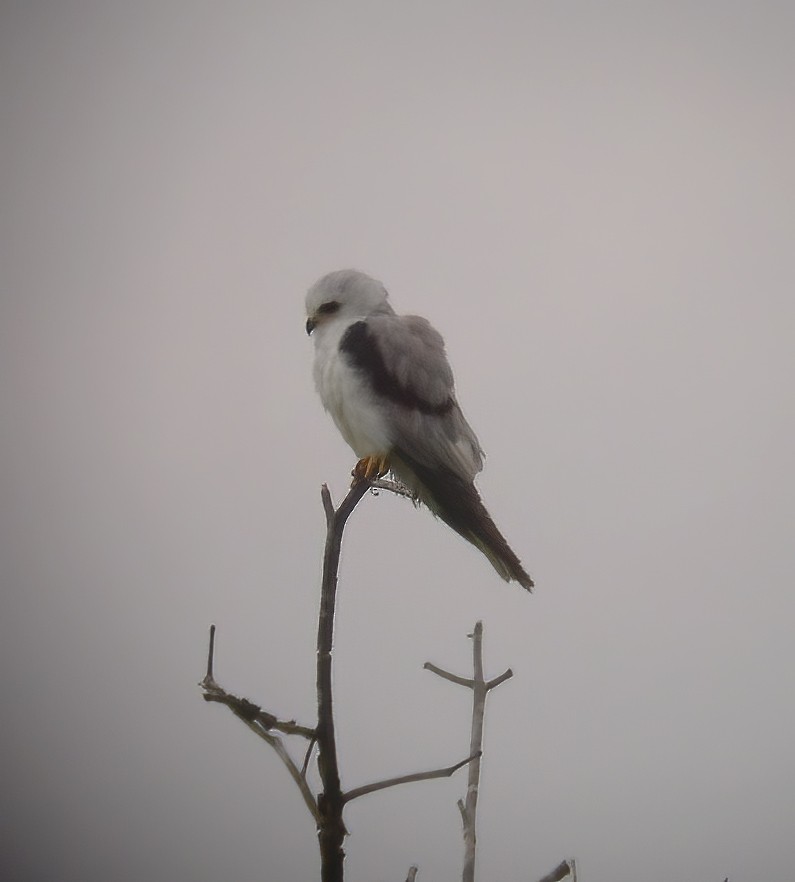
[305,269,394,335]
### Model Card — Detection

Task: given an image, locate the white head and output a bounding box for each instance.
[305,269,394,336]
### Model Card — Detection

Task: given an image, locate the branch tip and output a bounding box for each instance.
[486,667,514,691]
[320,483,335,524]
[537,859,573,882]
[201,623,217,688]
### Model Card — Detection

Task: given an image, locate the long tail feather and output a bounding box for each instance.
[392,453,534,591]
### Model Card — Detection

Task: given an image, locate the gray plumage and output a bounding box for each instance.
[306,269,533,590]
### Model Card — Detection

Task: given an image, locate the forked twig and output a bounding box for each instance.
[201,626,319,822]
[425,621,513,882]
[202,626,315,738]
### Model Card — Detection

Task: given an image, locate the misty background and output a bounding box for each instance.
[2,3,793,881]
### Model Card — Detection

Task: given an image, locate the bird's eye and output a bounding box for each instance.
[317,300,340,315]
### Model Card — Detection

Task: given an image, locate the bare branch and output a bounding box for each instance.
[321,483,335,526]
[486,668,514,691]
[202,627,310,733]
[274,718,317,739]
[343,751,481,804]
[461,622,486,882]
[202,689,315,739]
[203,623,216,685]
[427,621,513,882]
[470,621,484,682]
[370,477,416,500]
[234,712,320,822]
[260,728,320,822]
[537,859,572,882]
[199,627,319,820]
[205,477,520,881]
[316,476,371,881]
[201,669,318,817]
[423,662,474,688]
[301,737,316,779]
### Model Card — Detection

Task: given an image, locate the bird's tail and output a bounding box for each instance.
[392,453,534,591]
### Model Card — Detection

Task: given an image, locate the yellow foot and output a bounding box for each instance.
[352,454,390,483]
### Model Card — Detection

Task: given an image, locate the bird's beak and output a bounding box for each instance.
[306,317,316,335]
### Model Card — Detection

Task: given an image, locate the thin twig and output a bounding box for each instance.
[262,729,320,820]
[370,477,416,500]
[202,688,315,739]
[204,623,216,682]
[235,712,320,822]
[486,668,514,691]
[343,751,481,803]
[301,736,317,779]
[423,662,474,688]
[321,483,335,526]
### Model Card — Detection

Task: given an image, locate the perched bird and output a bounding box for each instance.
[305,269,533,591]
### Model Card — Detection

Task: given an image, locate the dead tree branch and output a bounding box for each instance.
[370,476,417,499]
[202,626,316,738]
[537,859,573,882]
[202,475,484,881]
[314,478,473,878]
[200,626,319,821]
[315,479,371,881]
[422,662,474,688]
[343,751,481,803]
[425,621,513,882]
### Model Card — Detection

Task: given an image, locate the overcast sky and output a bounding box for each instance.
[2,3,794,881]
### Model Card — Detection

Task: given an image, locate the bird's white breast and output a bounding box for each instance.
[312,319,393,458]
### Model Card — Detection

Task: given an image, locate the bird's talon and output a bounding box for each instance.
[352,455,390,484]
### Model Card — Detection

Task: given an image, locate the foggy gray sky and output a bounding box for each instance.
[1,3,793,881]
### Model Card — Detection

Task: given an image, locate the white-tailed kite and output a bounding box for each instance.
[306,269,533,591]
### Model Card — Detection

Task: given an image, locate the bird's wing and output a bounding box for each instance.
[339,312,532,589]
[339,314,484,480]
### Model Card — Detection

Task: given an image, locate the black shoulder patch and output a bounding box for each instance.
[340,321,454,415]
